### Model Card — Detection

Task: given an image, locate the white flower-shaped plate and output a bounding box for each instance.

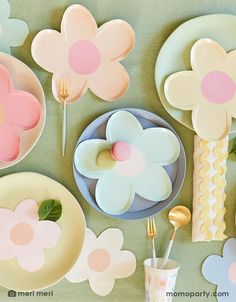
[73,108,186,220]
[155,14,236,134]
[0,52,45,169]
[0,173,86,291]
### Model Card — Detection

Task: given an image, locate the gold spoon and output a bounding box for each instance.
[161,205,191,269]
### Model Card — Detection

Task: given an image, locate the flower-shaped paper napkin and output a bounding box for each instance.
[202,238,236,302]
[0,199,61,272]
[66,228,136,296]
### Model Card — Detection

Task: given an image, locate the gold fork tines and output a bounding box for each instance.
[59,79,70,156]
[60,79,69,101]
[147,217,157,268]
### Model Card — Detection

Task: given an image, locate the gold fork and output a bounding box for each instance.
[59,79,70,156]
[147,217,157,268]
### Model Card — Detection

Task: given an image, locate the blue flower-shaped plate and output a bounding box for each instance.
[73,108,186,220]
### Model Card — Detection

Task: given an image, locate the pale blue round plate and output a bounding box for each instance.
[155,14,236,133]
[73,108,186,220]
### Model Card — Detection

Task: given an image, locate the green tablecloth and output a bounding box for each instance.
[1,0,236,301]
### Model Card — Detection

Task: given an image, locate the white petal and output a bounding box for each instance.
[89,274,115,296]
[112,250,136,278]
[66,228,96,283]
[97,228,123,253]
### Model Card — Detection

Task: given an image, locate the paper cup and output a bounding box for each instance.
[144,258,180,302]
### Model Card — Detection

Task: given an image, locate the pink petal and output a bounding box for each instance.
[52,70,88,103]
[0,123,20,162]
[0,64,13,95]
[88,62,129,101]
[0,239,16,260]
[31,29,68,73]
[61,5,97,44]
[0,209,16,241]
[4,91,41,130]
[16,247,45,272]
[15,199,39,220]
[33,220,61,249]
[95,20,135,61]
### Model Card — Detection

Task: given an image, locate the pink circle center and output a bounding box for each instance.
[0,104,5,125]
[201,71,236,104]
[228,262,236,284]
[88,248,111,272]
[111,141,132,161]
[10,222,33,245]
[69,40,101,75]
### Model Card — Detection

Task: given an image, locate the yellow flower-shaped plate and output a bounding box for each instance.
[155,14,236,134]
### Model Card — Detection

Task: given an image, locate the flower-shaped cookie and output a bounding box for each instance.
[0,199,61,272]
[32,4,135,103]
[202,238,236,302]
[0,64,41,162]
[75,111,180,215]
[66,228,136,296]
[165,38,236,141]
[0,0,29,53]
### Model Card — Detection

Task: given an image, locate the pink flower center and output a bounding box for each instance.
[69,40,101,75]
[88,248,111,272]
[111,141,132,161]
[0,104,5,125]
[228,262,236,284]
[201,71,236,104]
[115,145,146,177]
[10,222,34,245]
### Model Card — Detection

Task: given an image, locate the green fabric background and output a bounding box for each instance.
[1,0,236,301]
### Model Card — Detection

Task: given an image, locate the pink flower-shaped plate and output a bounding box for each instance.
[0,52,45,169]
[31,4,135,103]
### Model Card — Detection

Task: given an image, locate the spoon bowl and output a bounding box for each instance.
[169,206,191,231]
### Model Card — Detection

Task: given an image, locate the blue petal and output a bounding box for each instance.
[106,111,143,144]
[0,0,10,20]
[202,255,224,285]
[1,19,29,47]
[96,173,135,215]
[223,238,236,263]
[217,285,236,302]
